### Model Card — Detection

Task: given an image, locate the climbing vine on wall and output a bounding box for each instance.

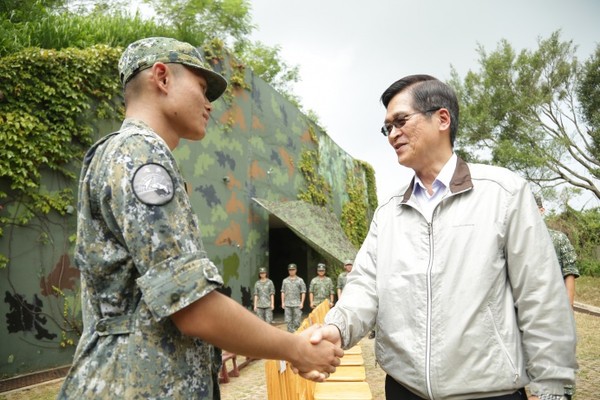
[0,45,123,268]
[356,160,378,213]
[341,163,370,248]
[298,126,331,207]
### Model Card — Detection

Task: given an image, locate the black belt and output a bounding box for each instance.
[385,375,527,400]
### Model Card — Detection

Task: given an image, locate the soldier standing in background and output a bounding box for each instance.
[309,263,335,309]
[281,263,306,332]
[253,267,275,324]
[535,194,580,307]
[337,259,353,300]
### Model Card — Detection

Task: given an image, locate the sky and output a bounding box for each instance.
[246,0,600,209]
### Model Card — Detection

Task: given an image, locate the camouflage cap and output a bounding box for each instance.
[258,267,267,274]
[317,263,326,271]
[118,37,227,101]
[287,263,297,270]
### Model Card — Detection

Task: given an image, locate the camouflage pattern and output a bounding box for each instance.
[253,278,275,324]
[309,276,334,306]
[118,37,227,101]
[57,118,224,399]
[252,199,357,265]
[281,276,306,332]
[548,229,580,278]
[337,271,348,291]
[284,306,303,333]
[281,276,306,307]
[0,41,373,376]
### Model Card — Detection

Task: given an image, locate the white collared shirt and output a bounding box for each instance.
[413,153,457,221]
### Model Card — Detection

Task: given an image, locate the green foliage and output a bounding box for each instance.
[297,150,331,207]
[239,41,299,96]
[341,169,369,248]
[0,45,122,265]
[449,31,600,202]
[576,44,600,158]
[0,10,181,57]
[297,126,331,206]
[356,160,378,213]
[145,0,253,45]
[546,207,600,276]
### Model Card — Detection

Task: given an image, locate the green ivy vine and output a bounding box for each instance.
[0,45,123,268]
[298,126,331,206]
[356,160,378,212]
[341,162,370,248]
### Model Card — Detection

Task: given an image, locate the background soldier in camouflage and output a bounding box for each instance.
[281,263,306,332]
[536,194,580,307]
[253,267,275,324]
[57,37,342,399]
[309,263,335,308]
[337,259,354,300]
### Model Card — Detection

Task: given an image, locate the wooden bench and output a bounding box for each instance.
[314,381,372,400]
[219,351,240,383]
[325,365,366,382]
[339,353,364,366]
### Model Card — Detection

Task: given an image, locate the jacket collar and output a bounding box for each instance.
[401,156,473,203]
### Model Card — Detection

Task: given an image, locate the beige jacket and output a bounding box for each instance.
[326,158,577,399]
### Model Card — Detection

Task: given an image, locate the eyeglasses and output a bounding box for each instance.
[380,107,441,136]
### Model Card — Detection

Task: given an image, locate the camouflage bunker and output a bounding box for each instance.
[0,46,376,378]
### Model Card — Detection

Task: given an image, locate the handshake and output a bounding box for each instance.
[288,324,344,382]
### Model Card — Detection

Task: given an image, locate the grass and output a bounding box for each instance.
[2,277,599,400]
[575,276,600,307]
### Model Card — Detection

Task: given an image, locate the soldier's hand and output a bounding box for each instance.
[290,324,343,381]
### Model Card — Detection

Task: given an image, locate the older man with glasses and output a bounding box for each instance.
[309,75,577,400]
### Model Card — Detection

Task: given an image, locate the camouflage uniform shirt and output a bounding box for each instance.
[58,119,224,399]
[309,276,334,305]
[281,277,306,307]
[253,279,275,308]
[337,272,348,292]
[548,229,580,278]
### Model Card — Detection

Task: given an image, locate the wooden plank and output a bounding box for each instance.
[339,354,364,366]
[345,345,362,355]
[326,366,366,382]
[314,381,372,400]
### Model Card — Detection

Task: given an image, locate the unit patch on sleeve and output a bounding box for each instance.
[132,163,175,205]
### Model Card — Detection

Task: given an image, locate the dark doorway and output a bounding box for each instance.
[268,227,312,315]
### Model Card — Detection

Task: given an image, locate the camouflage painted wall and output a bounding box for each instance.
[0,50,372,377]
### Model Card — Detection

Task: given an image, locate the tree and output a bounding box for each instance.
[449,31,600,203]
[1,0,301,99]
[577,44,600,157]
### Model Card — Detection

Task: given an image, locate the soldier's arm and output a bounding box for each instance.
[564,275,576,307]
[171,290,342,377]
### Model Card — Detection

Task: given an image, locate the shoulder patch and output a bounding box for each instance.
[132,163,175,205]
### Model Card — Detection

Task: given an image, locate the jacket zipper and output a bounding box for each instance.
[425,221,435,400]
[486,306,520,382]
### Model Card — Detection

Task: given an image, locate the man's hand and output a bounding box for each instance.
[289,324,343,382]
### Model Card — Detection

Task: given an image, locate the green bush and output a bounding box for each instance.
[0,45,123,267]
[546,207,600,276]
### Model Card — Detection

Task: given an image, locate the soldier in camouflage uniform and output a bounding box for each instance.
[253,267,275,324]
[536,194,580,307]
[58,37,342,399]
[309,263,335,308]
[337,259,354,300]
[281,263,306,332]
